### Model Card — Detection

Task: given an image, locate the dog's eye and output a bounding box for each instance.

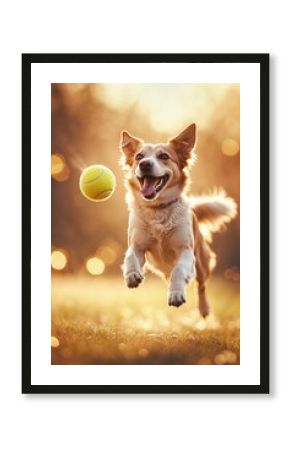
[135,153,144,161]
[159,153,169,160]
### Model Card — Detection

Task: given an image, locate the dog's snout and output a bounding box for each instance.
[139,159,153,172]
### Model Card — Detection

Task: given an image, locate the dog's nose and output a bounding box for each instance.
[139,159,153,172]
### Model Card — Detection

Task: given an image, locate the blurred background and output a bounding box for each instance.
[51,83,240,365]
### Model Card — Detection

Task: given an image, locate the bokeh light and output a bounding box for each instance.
[221,138,239,157]
[224,266,240,281]
[86,257,105,275]
[96,245,117,265]
[223,350,237,364]
[51,336,60,348]
[51,249,67,271]
[214,353,227,365]
[51,153,70,181]
[214,350,237,365]
[138,348,149,358]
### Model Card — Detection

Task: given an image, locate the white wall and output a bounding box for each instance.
[0,1,286,449]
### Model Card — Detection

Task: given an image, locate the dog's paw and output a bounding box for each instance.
[168,291,186,307]
[125,271,144,288]
[199,301,210,318]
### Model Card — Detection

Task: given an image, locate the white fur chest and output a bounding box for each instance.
[133,198,193,278]
[142,199,190,235]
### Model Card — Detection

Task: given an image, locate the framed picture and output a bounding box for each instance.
[22,53,269,394]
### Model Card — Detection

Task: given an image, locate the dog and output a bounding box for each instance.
[120,123,237,317]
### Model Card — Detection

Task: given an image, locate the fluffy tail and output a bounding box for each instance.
[191,189,237,240]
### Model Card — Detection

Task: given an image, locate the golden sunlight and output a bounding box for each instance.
[99,84,232,133]
[86,257,105,275]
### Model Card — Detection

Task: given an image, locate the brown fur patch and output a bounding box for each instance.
[120,130,143,166]
[168,123,196,168]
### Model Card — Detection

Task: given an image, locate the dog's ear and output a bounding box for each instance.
[120,130,143,165]
[168,124,196,167]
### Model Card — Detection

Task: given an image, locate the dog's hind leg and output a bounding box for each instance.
[196,277,209,318]
[195,240,212,318]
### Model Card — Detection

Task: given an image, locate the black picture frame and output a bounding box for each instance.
[22,53,269,394]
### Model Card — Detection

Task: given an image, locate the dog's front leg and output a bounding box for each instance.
[123,245,145,288]
[168,248,196,307]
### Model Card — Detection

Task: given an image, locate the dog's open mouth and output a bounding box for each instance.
[138,174,170,199]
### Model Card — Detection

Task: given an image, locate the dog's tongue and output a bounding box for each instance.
[141,177,158,197]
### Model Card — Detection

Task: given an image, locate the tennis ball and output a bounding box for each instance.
[79,165,116,202]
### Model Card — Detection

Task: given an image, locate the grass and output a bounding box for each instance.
[51,274,240,365]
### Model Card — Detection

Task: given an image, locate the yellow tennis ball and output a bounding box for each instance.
[79,165,116,202]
